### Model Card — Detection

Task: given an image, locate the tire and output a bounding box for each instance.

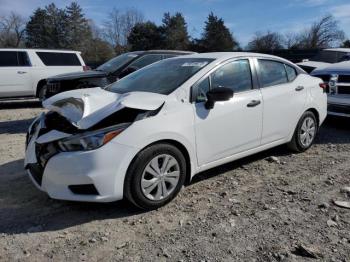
[287,111,318,152]
[38,85,47,102]
[124,143,187,210]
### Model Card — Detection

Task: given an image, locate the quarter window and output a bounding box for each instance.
[258,60,288,87]
[285,65,297,82]
[211,59,253,92]
[36,52,81,66]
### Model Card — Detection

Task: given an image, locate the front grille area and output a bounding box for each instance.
[338,75,350,83]
[36,143,59,168]
[328,104,350,115]
[337,86,350,95]
[26,141,59,186]
[44,111,78,133]
[47,82,60,92]
[27,163,44,185]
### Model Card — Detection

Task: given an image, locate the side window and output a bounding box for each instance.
[258,60,288,87]
[36,52,81,66]
[128,54,163,69]
[0,51,18,67]
[194,77,210,102]
[285,64,297,82]
[17,52,31,66]
[211,59,253,93]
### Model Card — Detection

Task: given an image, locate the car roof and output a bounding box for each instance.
[137,50,196,55]
[323,48,350,53]
[178,52,293,63]
[0,48,81,53]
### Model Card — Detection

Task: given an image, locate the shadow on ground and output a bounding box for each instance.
[0,115,348,235]
[0,99,41,110]
[316,116,350,145]
[0,118,35,134]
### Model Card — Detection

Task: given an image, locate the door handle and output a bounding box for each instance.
[247,100,261,107]
[17,71,27,74]
[295,86,304,91]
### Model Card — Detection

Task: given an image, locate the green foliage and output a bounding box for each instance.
[342,39,350,48]
[198,12,239,52]
[160,12,190,50]
[247,31,284,51]
[25,2,114,63]
[65,2,92,50]
[128,21,162,51]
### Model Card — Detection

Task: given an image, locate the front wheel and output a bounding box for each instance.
[124,143,187,210]
[288,111,318,152]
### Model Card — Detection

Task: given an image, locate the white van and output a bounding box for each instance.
[0,49,87,100]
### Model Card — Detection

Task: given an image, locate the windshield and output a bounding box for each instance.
[97,53,139,73]
[312,50,348,63]
[106,58,214,95]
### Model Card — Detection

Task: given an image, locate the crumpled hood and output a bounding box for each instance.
[43,87,167,129]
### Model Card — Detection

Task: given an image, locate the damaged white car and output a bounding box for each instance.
[25,53,327,210]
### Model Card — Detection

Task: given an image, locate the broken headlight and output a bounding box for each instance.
[57,123,130,152]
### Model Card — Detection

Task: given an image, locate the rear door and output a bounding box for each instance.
[0,51,32,98]
[256,59,306,144]
[193,58,263,166]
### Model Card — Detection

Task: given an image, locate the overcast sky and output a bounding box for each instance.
[0,0,349,46]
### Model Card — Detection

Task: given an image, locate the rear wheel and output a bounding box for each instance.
[288,111,318,152]
[124,143,186,210]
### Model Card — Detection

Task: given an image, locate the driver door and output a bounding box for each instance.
[193,59,263,166]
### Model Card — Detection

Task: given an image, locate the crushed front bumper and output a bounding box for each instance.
[24,114,139,202]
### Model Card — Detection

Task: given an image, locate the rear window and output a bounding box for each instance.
[258,60,288,87]
[36,52,81,66]
[0,51,30,67]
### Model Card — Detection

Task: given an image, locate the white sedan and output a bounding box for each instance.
[24,52,327,210]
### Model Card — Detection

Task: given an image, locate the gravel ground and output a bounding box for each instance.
[0,99,349,262]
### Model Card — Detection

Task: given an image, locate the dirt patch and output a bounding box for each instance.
[0,100,349,261]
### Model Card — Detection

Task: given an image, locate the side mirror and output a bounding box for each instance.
[205,87,233,110]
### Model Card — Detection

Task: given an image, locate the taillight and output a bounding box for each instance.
[319,83,327,93]
[83,65,91,71]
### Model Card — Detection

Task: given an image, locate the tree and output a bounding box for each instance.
[65,2,92,51]
[160,12,189,50]
[199,12,239,52]
[25,4,68,48]
[341,39,350,48]
[128,21,162,50]
[0,12,26,47]
[103,8,143,53]
[284,32,302,49]
[83,37,115,63]
[247,31,284,51]
[297,15,345,49]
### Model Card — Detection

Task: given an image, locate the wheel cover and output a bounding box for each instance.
[141,154,180,201]
[300,116,316,147]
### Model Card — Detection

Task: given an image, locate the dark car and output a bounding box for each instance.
[45,50,195,99]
